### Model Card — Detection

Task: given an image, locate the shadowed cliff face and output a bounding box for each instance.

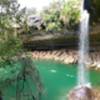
[84,0,91,13]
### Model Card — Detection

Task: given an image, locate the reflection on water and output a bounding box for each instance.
[50,69,57,73]
[66,74,74,78]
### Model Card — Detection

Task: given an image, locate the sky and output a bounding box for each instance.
[18,0,53,11]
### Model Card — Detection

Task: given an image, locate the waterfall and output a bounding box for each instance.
[77,0,91,87]
[68,1,93,99]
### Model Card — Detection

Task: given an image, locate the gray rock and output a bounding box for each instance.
[68,86,94,100]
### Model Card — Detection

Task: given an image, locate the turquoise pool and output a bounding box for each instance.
[2,60,100,100]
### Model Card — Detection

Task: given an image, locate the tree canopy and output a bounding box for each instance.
[41,0,80,32]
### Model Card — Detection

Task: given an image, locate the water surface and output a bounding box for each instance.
[3,60,100,100]
[34,60,100,100]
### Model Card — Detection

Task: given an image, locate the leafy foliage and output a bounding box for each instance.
[0,1,43,99]
[60,0,80,30]
[0,37,22,58]
[41,0,80,32]
[41,2,62,32]
[0,0,23,62]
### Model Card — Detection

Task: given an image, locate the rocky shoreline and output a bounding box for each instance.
[32,50,100,70]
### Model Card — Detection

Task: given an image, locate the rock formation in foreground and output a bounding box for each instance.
[68,86,94,100]
[68,86,100,100]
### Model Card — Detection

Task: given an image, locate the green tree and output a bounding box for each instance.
[41,1,62,32]
[60,0,80,30]
[0,1,43,98]
[41,0,80,32]
[0,0,22,61]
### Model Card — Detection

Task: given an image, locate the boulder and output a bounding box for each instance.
[68,86,94,100]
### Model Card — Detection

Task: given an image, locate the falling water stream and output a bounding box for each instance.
[78,0,90,87]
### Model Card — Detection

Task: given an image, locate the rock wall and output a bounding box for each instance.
[32,50,100,70]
